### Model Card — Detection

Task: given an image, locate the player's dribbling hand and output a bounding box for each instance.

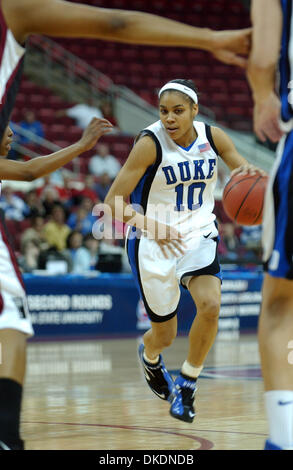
[152,222,187,259]
[78,118,113,151]
[231,164,267,177]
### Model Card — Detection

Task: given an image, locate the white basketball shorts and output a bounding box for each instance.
[0,222,34,336]
[126,224,221,322]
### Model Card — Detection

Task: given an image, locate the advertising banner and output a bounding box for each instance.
[24,270,263,340]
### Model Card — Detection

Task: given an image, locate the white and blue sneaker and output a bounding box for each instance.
[169,374,197,423]
[264,439,293,450]
[138,343,175,401]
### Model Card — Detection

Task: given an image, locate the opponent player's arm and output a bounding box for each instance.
[0,118,112,181]
[247,0,283,142]
[247,0,282,104]
[3,0,250,67]
[211,126,266,175]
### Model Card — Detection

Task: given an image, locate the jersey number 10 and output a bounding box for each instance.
[174,182,206,211]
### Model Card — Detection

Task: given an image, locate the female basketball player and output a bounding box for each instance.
[0,117,112,450]
[105,79,264,423]
[0,0,251,451]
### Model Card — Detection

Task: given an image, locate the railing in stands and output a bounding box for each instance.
[23,35,274,171]
[10,123,80,174]
[25,35,215,135]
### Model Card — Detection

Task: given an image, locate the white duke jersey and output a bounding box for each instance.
[130,120,219,238]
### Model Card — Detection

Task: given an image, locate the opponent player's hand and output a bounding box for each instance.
[78,118,113,151]
[253,92,284,143]
[152,222,187,259]
[231,164,267,178]
[211,28,251,68]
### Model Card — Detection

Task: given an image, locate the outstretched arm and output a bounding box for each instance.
[0,118,112,181]
[247,0,283,142]
[3,0,250,67]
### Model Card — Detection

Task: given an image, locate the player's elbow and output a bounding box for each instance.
[23,172,33,182]
[101,11,140,38]
[23,168,37,182]
[104,12,129,34]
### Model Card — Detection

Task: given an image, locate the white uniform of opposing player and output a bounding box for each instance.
[0,185,33,336]
[126,119,221,322]
[0,7,33,337]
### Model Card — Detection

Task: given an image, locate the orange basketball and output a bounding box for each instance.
[223,173,268,226]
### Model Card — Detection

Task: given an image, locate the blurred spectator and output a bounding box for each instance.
[100,100,120,133]
[24,189,46,217]
[56,100,103,129]
[89,143,121,179]
[240,225,262,247]
[64,230,83,272]
[67,197,96,235]
[223,223,239,253]
[64,232,100,273]
[74,175,99,204]
[18,110,44,144]
[21,215,47,249]
[18,239,41,273]
[95,173,112,202]
[218,222,240,261]
[7,122,21,159]
[83,234,100,270]
[239,225,262,260]
[80,196,95,215]
[60,172,76,204]
[0,186,29,221]
[42,203,71,251]
[40,186,61,217]
[37,174,72,205]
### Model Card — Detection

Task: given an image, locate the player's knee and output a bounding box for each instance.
[263,295,292,324]
[196,296,220,321]
[154,327,176,348]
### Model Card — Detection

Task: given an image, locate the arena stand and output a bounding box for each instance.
[57,0,253,132]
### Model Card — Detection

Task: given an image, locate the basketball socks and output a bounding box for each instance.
[143,351,160,365]
[181,360,203,379]
[0,378,24,450]
[265,390,293,449]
